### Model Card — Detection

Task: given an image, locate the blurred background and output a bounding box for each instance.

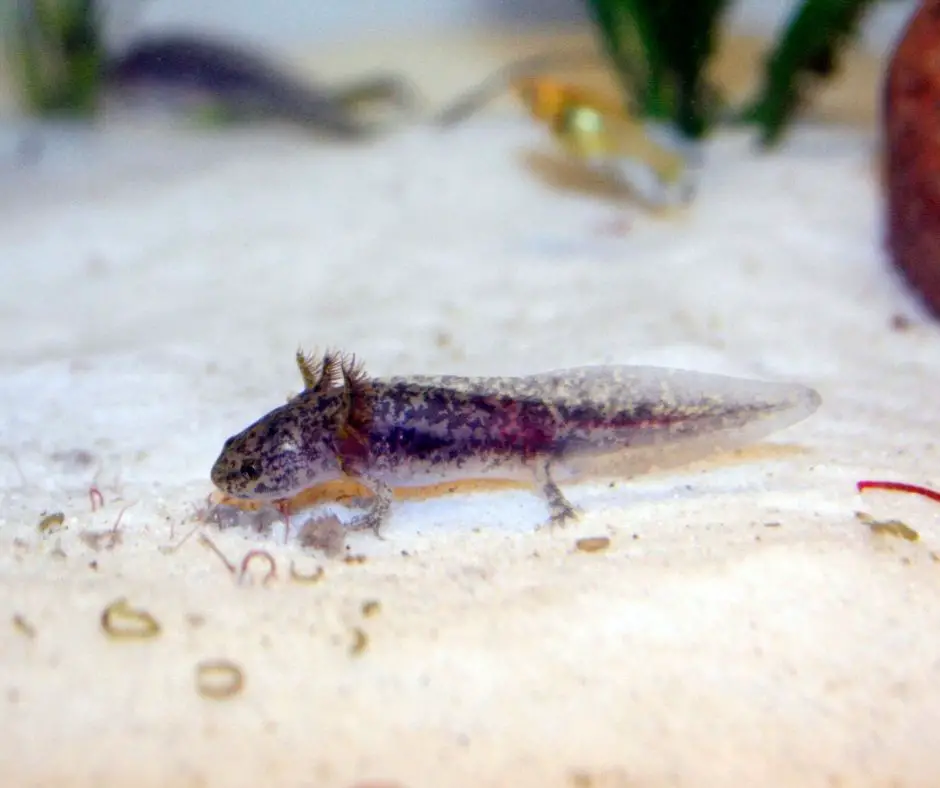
[0,0,919,159]
[111,0,913,52]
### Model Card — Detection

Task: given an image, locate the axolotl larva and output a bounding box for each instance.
[210,350,821,536]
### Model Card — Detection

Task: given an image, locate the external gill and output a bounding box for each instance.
[295,348,391,537]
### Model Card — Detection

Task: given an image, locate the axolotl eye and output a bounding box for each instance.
[239,460,263,481]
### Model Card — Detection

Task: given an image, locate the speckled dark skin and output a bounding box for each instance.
[210,351,821,536]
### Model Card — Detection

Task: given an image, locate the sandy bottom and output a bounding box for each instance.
[1,30,939,788]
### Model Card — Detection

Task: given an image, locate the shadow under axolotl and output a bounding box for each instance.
[212,441,810,515]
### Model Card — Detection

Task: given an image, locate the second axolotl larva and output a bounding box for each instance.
[210,350,821,536]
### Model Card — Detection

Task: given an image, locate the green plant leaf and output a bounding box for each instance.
[743,0,881,146]
[647,0,731,137]
[583,0,674,121]
[9,0,105,116]
[583,0,732,138]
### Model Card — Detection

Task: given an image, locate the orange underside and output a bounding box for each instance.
[210,477,532,514]
[209,442,806,514]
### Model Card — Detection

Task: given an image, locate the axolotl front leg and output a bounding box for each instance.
[341,471,394,537]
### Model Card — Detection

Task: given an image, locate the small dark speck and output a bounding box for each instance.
[88,560,98,571]
[400,550,410,557]
[16,132,43,165]
[48,448,96,468]
[569,771,594,788]
[764,521,782,528]
[631,534,639,540]
[12,614,36,639]
[349,627,368,656]
[891,313,914,332]
[84,256,110,277]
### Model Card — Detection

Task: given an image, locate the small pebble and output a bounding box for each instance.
[575,536,610,553]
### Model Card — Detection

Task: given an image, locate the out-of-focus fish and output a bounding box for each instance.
[105,33,418,138]
[511,75,700,208]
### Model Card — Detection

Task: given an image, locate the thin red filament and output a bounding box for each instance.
[856,480,940,504]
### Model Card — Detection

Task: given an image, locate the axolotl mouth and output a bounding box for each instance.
[210,441,264,494]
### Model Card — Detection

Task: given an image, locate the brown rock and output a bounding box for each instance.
[884,0,940,317]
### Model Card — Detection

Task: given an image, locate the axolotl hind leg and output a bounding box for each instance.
[535,460,580,527]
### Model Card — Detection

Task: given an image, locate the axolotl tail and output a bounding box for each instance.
[538,365,821,482]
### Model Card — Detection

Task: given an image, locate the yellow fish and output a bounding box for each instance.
[511,76,700,208]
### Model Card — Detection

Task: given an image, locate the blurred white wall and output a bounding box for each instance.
[127,0,916,54]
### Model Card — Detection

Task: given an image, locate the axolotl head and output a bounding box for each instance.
[210,393,345,501]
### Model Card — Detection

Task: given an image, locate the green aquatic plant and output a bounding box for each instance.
[583,0,729,139]
[741,0,886,145]
[584,0,891,145]
[5,0,106,115]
